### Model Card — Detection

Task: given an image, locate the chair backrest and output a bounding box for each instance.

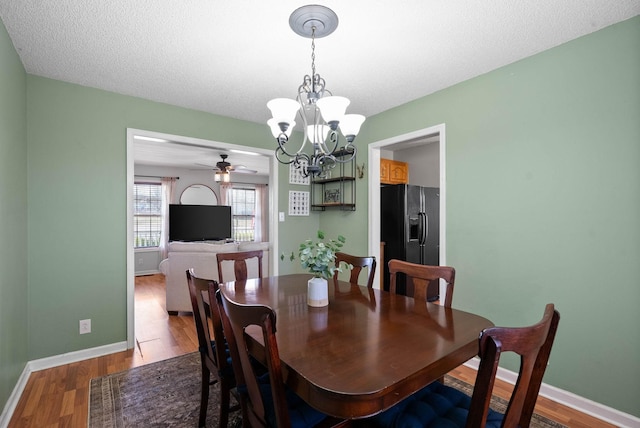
[216,250,264,283]
[216,291,288,428]
[185,269,229,375]
[468,304,561,427]
[387,259,456,307]
[333,252,377,288]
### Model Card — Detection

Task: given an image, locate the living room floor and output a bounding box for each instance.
[133,273,197,363]
[7,274,613,427]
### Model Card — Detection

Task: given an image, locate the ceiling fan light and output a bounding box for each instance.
[214,171,230,182]
[267,98,299,124]
[316,96,350,125]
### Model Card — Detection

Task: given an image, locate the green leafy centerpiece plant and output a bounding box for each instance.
[281,230,350,307]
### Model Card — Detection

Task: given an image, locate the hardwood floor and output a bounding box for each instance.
[8,274,198,428]
[8,274,614,427]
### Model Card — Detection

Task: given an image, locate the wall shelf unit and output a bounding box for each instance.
[310,149,356,211]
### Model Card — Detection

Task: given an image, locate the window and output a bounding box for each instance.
[134,183,162,248]
[231,188,256,242]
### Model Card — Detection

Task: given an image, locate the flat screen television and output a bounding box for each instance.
[169,204,232,242]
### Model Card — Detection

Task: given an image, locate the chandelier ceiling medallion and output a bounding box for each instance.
[267,5,365,178]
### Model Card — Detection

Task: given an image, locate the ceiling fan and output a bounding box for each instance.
[215,153,233,172]
[195,153,257,176]
[216,154,257,174]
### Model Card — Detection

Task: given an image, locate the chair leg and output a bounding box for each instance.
[239,395,251,428]
[199,364,210,428]
[219,381,231,428]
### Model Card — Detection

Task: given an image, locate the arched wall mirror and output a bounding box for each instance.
[180,184,218,205]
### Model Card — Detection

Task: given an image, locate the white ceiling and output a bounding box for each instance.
[1,0,638,172]
[133,136,271,175]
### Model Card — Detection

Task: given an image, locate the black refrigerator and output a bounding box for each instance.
[381,184,440,300]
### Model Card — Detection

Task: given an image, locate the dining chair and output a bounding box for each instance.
[388,259,456,307]
[333,252,377,288]
[361,304,561,428]
[186,269,237,428]
[216,290,350,428]
[216,250,264,283]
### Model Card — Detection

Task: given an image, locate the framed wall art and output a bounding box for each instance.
[288,190,309,216]
[289,160,310,185]
[324,188,340,204]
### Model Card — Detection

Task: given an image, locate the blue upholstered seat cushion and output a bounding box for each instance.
[238,373,328,428]
[364,381,504,428]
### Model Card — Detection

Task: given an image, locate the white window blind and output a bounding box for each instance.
[231,188,256,242]
[134,183,162,248]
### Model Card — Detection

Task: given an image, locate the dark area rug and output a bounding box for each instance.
[88,352,241,427]
[89,352,565,427]
[443,376,566,428]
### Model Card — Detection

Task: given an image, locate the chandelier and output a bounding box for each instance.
[267,5,365,178]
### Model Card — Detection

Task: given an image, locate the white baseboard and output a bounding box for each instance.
[0,341,128,427]
[464,358,640,428]
[0,363,31,428]
[135,269,161,276]
[28,341,128,372]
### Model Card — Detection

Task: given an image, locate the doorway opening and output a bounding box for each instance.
[125,128,279,349]
[367,123,446,294]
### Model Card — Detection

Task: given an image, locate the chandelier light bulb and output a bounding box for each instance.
[316,96,350,129]
[268,118,296,138]
[267,98,300,124]
[339,114,366,139]
[306,124,330,144]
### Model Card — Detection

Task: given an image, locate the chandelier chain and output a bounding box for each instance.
[311,26,316,82]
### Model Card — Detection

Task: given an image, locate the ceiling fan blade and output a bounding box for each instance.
[194,162,216,168]
[193,155,258,174]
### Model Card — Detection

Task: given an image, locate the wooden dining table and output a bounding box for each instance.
[220,273,493,420]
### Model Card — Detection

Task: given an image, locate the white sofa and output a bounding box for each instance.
[159,241,270,314]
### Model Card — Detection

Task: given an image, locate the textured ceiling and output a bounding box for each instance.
[1,0,638,171]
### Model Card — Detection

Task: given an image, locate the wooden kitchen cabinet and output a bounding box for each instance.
[380,158,408,184]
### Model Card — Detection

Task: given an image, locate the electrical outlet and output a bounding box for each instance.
[79,319,91,334]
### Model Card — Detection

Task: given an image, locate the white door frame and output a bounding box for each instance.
[125,128,279,349]
[367,123,447,295]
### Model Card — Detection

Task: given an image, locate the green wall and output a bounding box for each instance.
[1,12,638,420]
[0,18,28,411]
[25,76,308,359]
[357,16,640,416]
